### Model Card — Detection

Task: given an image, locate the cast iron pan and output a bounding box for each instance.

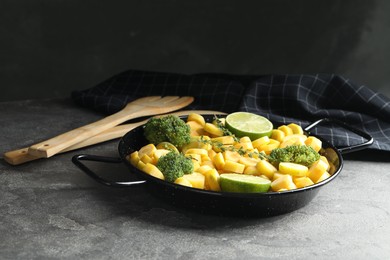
[72,115,373,217]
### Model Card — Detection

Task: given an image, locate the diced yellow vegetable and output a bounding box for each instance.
[256,159,278,179]
[258,139,280,155]
[252,136,270,149]
[223,150,241,162]
[187,113,206,126]
[185,148,208,156]
[287,123,304,135]
[271,129,285,143]
[278,125,293,136]
[244,166,258,175]
[138,143,157,158]
[140,154,154,164]
[201,160,215,168]
[279,134,307,148]
[156,142,179,153]
[320,156,330,171]
[234,141,254,150]
[278,162,308,177]
[271,174,297,191]
[315,171,331,183]
[174,176,193,187]
[308,159,329,182]
[239,136,252,143]
[196,165,214,175]
[223,160,245,174]
[186,153,202,163]
[204,122,224,136]
[204,169,221,191]
[239,156,260,167]
[137,160,146,170]
[305,136,322,152]
[272,172,285,181]
[153,149,170,162]
[211,136,235,145]
[182,172,205,189]
[208,149,217,160]
[293,176,314,188]
[213,152,225,170]
[128,151,140,166]
[181,136,212,153]
[186,121,205,136]
[142,163,165,180]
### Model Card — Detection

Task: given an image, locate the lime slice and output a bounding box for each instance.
[225,112,273,140]
[219,173,271,193]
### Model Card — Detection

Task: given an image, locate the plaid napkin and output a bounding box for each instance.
[71,70,390,152]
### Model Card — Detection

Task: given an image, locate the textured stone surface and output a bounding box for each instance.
[1,98,390,259]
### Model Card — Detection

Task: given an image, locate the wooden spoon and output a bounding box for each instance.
[27,96,194,158]
[4,110,227,165]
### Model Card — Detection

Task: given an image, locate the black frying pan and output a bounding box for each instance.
[72,116,373,217]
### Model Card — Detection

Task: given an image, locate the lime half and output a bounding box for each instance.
[220,173,271,193]
[225,112,273,140]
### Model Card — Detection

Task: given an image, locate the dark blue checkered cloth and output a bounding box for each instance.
[71,70,390,151]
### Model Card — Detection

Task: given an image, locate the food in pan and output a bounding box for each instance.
[127,112,333,193]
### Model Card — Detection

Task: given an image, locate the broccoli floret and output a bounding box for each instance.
[144,115,191,147]
[156,151,194,182]
[268,145,320,166]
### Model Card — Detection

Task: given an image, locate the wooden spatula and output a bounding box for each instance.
[27,96,194,158]
[4,110,226,165]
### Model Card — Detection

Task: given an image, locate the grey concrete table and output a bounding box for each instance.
[1,98,390,259]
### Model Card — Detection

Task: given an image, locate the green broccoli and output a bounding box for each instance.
[156,151,194,182]
[268,145,320,166]
[143,115,191,147]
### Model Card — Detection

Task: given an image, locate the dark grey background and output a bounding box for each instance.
[1,0,390,102]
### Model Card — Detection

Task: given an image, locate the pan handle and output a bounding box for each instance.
[72,154,146,187]
[304,118,374,154]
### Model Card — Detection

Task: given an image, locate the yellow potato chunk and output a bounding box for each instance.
[278,125,293,136]
[293,176,314,188]
[204,169,221,191]
[204,123,224,136]
[211,136,235,145]
[271,174,297,191]
[239,156,260,167]
[128,151,140,166]
[308,159,329,182]
[287,123,304,135]
[196,165,214,175]
[279,134,307,148]
[258,139,280,155]
[256,159,278,179]
[223,150,241,162]
[278,162,308,177]
[187,113,206,126]
[271,129,285,143]
[243,166,258,175]
[153,149,170,162]
[182,172,205,189]
[213,152,225,170]
[140,154,154,165]
[315,171,331,183]
[305,136,322,152]
[138,143,157,158]
[252,136,270,149]
[185,148,208,156]
[186,121,205,136]
[174,176,193,187]
[223,160,245,174]
[142,163,165,180]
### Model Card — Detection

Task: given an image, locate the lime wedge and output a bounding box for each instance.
[220,173,271,193]
[225,112,273,140]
